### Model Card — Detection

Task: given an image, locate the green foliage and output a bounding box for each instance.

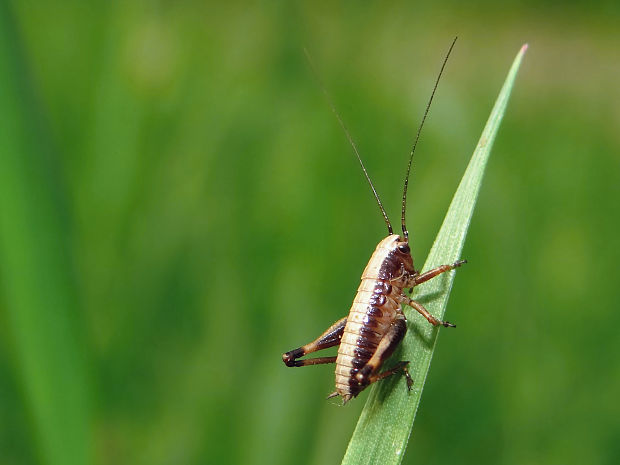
[0,5,90,465]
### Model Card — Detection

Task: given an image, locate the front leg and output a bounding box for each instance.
[413,259,467,286]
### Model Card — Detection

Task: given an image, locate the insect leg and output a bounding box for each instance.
[406,298,456,328]
[282,317,346,367]
[413,260,467,286]
[367,361,413,390]
[354,317,410,387]
[286,356,337,367]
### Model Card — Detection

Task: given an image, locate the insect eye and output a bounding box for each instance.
[398,244,410,254]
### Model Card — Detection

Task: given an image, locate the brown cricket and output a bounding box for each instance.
[282,38,465,404]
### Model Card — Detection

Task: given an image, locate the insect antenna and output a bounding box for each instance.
[401,37,457,241]
[304,48,393,235]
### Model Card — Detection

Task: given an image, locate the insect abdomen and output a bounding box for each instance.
[335,234,409,401]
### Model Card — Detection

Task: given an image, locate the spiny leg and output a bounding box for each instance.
[414,259,467,286]
[406,298,455,328]
[282,317,346,367]
[354,317,412,390]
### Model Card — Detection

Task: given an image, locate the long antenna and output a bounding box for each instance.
[401,37,457,240]
[304,48,393,235]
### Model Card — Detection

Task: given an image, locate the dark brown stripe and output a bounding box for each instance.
[357,334,380,350]
[367,306,384,318]
[354,346,374,359]
[378,251,400,280]
[374,281,392,295]
[359,326,382,340]
[369,294,387,307]
[362,314,380,329]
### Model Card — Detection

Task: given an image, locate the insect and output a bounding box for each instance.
[282,38,465,404]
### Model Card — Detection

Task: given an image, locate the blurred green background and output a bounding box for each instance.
[0,1,619,465]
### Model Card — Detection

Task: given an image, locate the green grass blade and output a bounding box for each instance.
[342,44,528,465]
[0,5,91,465]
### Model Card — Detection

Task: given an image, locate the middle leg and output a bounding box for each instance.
[406,298,455,328]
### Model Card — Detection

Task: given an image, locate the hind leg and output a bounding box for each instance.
[354,317,411,389]
[368,361,413,390]
[282,317,346,367]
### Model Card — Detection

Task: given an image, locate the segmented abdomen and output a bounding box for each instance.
[334,234,412,401]
[336,277,401,399]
